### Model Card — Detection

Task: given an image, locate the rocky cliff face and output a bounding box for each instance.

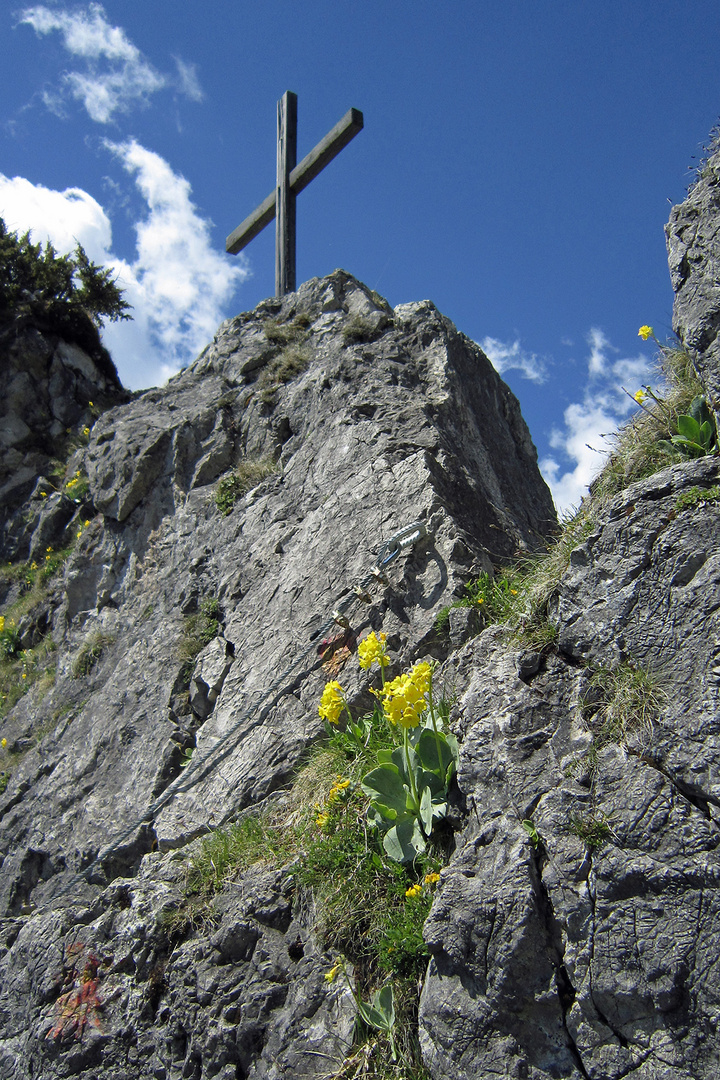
[666,138,720,412]
[1,144,719,1079]
[0,270,556,1078]
[0,317,129,561]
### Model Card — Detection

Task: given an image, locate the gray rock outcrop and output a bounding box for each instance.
[666,136,720,412]
[419,455,720,1080]
[0,320,129,560]
[0,270,555,1078]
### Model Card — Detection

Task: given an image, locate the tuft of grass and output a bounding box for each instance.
[582,661,666,751]
[263,316,310,346]
[257,345,310,404]
[589,344,706,506]
[342,315,383,345]
[71,630,114,679]
[567,811,611,849]
[214,457,277,515]
[178,597,221,676]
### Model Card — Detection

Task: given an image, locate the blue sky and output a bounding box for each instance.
[2,1,719,511]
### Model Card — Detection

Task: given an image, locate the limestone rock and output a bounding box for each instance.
[0,271,555,1078]
[0,322,128,560]
[419,457,720,1080]
[666,139,720,412]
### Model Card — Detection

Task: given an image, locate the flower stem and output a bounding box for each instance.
[427,669,445,776]
[403,726,420,812]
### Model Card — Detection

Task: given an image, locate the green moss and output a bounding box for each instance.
[675,484,720,512]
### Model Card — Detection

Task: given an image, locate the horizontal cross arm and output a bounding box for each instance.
[226,107,364,256]
[290,107,364,196]
[226,190,276,255]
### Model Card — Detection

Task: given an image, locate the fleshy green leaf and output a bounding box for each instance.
[373,984,395,1027]
[416,728,454,777]
[677,414,701,441]
[383,817,426,863]
[361,764,407,816]
[419,784,433,835]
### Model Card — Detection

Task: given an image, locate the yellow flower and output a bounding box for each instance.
[318,681,345,725]
[22,673,27,680]
[409,660,432,695]
[83,427,90,436]
[84,520,90,527]
[40,491,47,497]
[0,616,4,633]
[324,961,341,983]
[1,738,6,749]
[46,546,52,553]
[31,562,38,570]
[316,812,330,829]
[405,883,423,899]
[357,630,389,670]
[424,872,441,885]
[328,777,351,801]
[638,325,653,341]
[88,401,93,406]
[381,668,428,728]
[634,389,646,404]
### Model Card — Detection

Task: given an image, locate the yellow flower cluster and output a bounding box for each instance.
[318,680,345,725]
[358,630,389,670]
[380,661,432,729]
[0,616,4,633]
[316,812,330,829]
[66,470,83,491]
[328,777,351,802]
[1,738,7,749]
[638,325,653,341]
[405,871,441,900]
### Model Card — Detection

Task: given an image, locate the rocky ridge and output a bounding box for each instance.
[0,270,555,1078]
[0,134,719,1080]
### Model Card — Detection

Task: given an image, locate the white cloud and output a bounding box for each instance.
[0,143,248,389]
[0,174,112,261]
[540,330,657,513]
[18,3,200,123]
[479,335,547,383]
[173,58,204,103]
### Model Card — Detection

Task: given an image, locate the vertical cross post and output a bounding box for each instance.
[276,91,297,298]
[226,94,363,297]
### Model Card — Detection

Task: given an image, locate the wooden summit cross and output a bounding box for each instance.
[226,91,363,298]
